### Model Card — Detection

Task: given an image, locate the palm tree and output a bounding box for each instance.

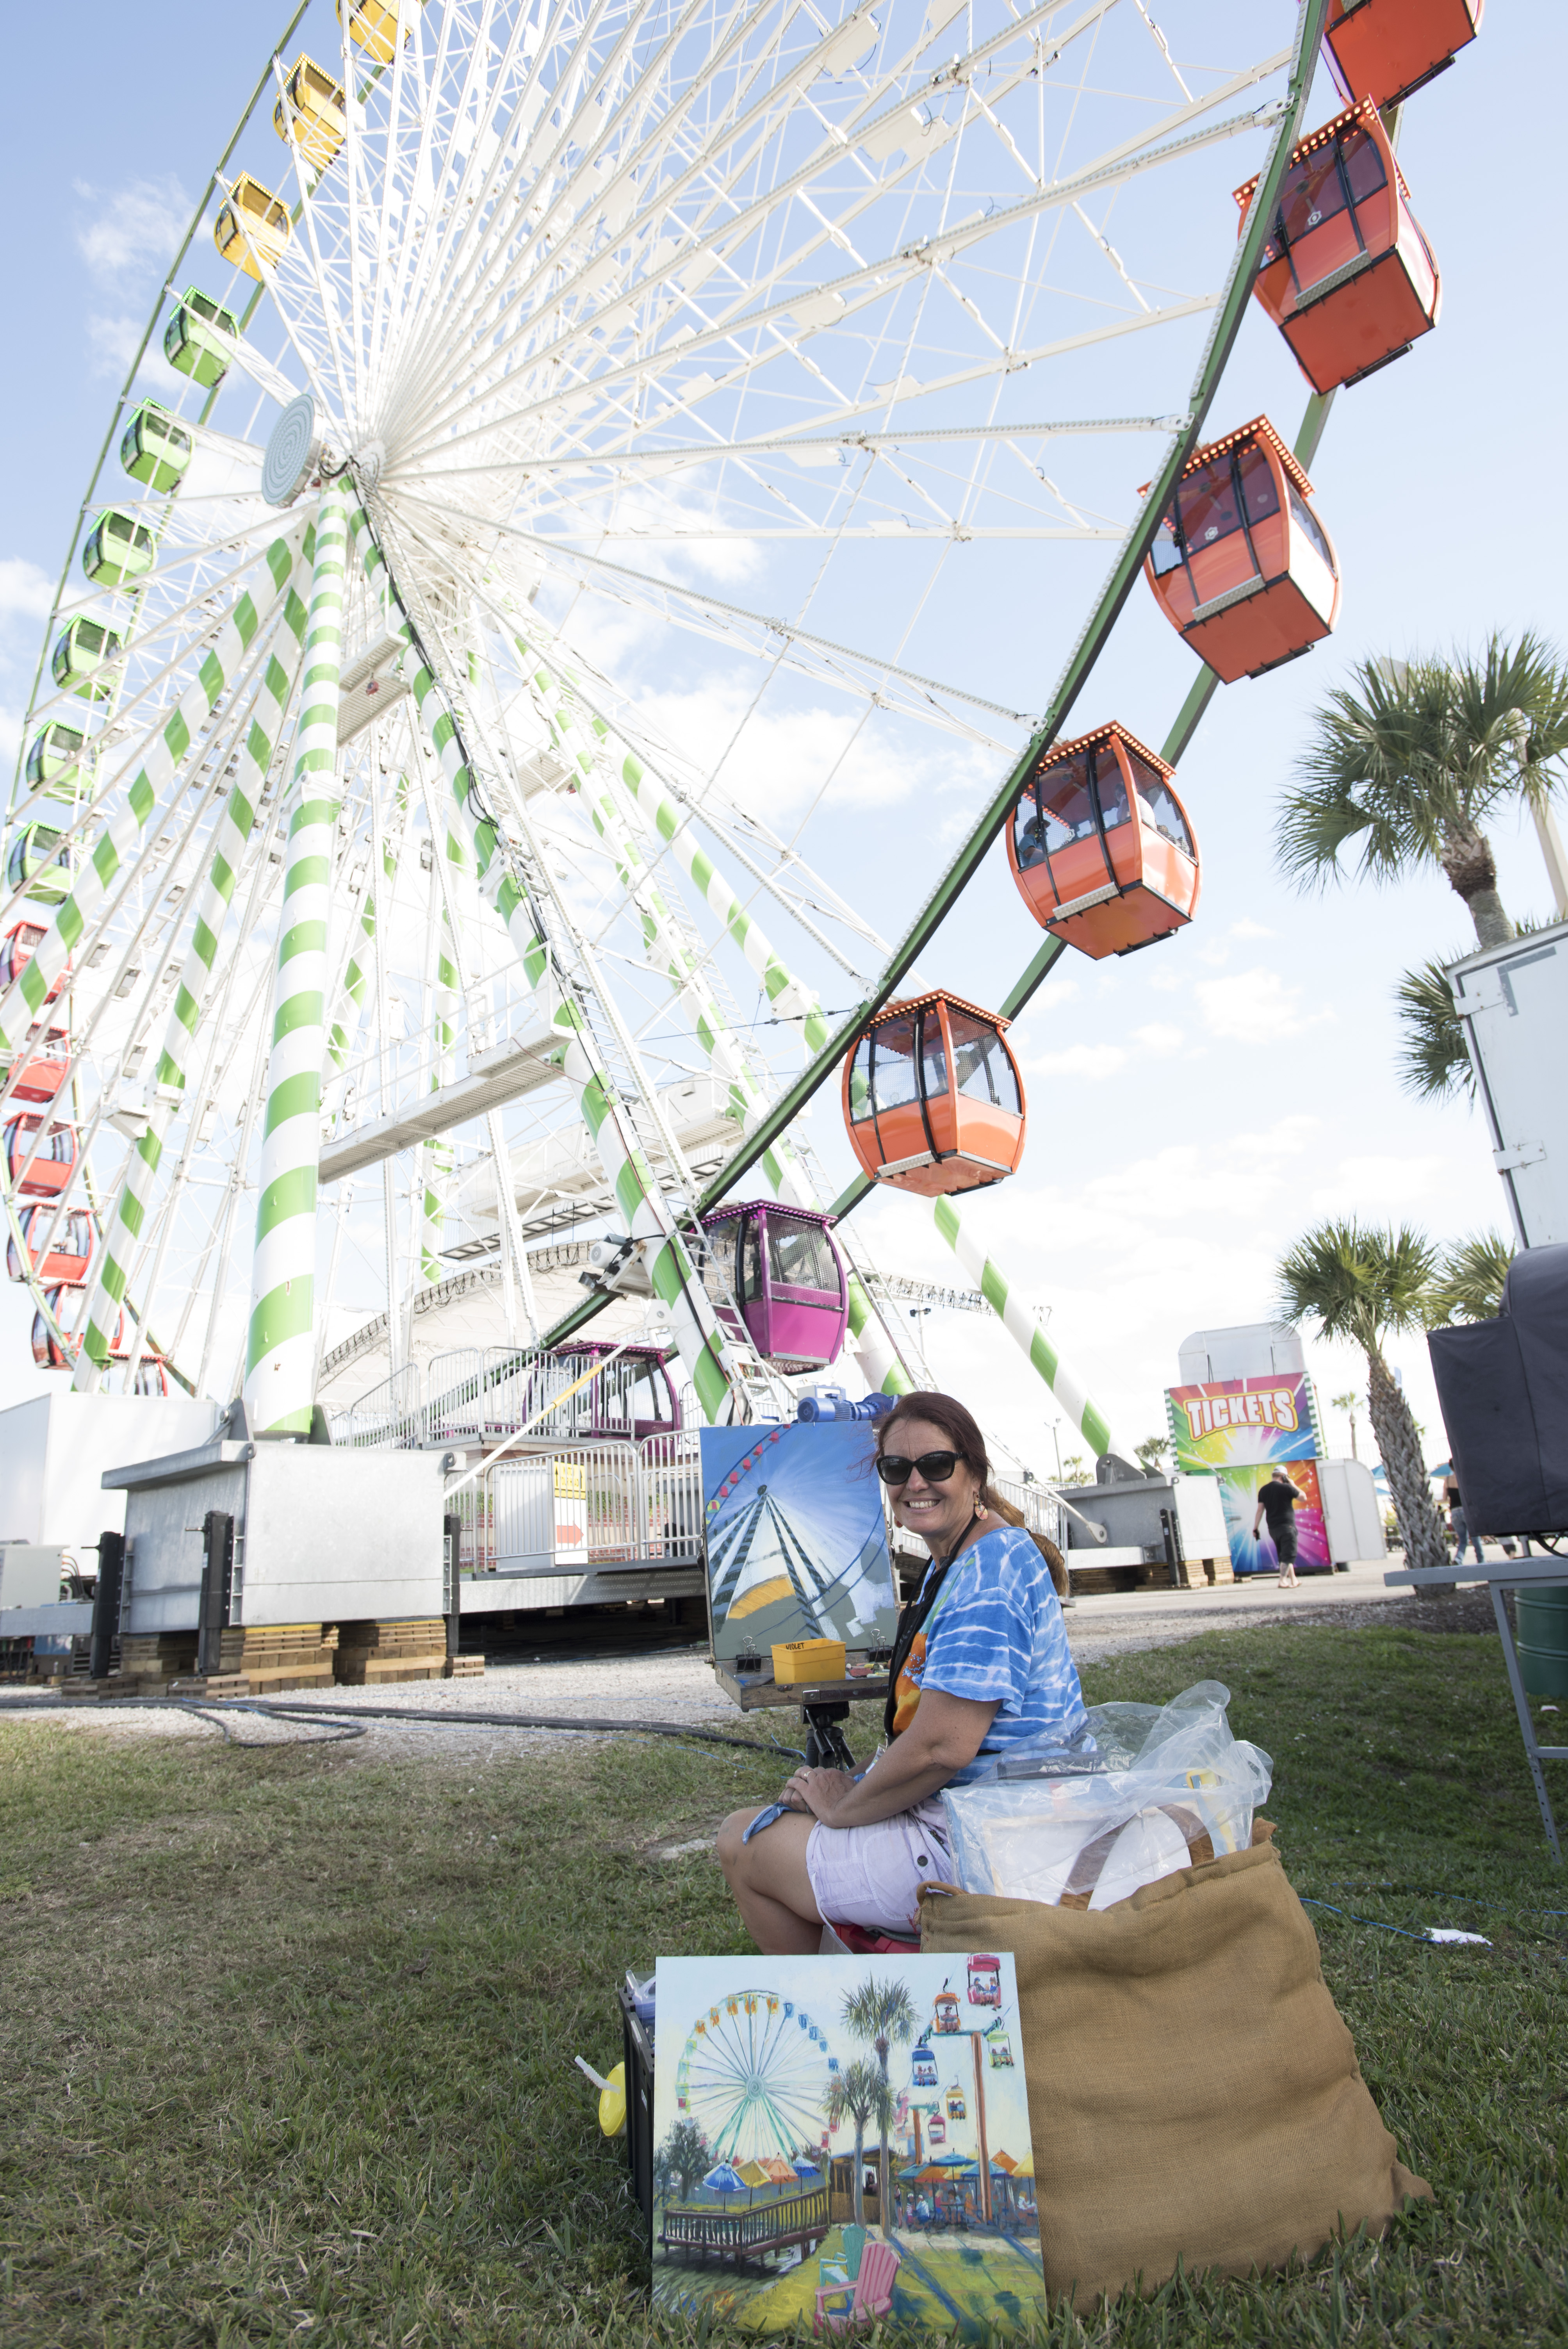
[1274,1220,1448,1572]
[1133,1436,1170,1476]
[1330,1389,1360,1461]
[1429,1232,1514,1324]
[842,1976,918,2236]
[1393,917,1546,1102]
[826,2059,891,2228]
[1276,635,1568,950]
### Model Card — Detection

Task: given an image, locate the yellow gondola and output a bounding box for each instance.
[274,56,347,170]
[339,0,418,65]
[945,2084,966,2122]
[215,174,292,281]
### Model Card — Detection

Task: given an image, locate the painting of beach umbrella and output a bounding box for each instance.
[703,2160,747,2206]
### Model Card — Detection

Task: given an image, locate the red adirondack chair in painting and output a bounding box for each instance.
[815,2237,900,2334]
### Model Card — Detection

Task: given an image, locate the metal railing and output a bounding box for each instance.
[447,1430,705,1583]
[330,1345,699,1452]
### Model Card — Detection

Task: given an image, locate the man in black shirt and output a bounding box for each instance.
[1252,1467,1302,1588]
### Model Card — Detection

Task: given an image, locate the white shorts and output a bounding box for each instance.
[804,1800,952,1937]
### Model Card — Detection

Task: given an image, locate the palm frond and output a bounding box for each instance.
[1277,635,1568,896]
[1275,1218,1439,1349]
[1394,956,1475,1102]
[1429,1231,1514,1324]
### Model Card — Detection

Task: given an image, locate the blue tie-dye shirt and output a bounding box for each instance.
[900,1523,1086,1785]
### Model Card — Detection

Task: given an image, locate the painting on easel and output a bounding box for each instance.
[700,1423,899,1664]
[652,1953,1045,2336]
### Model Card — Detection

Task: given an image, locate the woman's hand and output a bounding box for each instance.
[779,1766,859,1824]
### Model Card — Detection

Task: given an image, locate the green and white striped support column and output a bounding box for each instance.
[327,773,408,1071]
[419,866,462,1283]
[570,701,829,1057]
[244,485,350,1432]
[349,515,740,1422]
[72,596,311,1387]
[930,1194,1120,1460]
[530,654,910,1397]
[0,523,308,1062]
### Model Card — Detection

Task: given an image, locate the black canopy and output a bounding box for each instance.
[1428,1244,1568,1536]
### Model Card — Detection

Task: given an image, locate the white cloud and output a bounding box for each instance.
[1021,1042,1127,1080]
[1229,917,1274,940]
[73,175,189,286]
[1193,965,1331,1045]
[1133,1021,1184,1052]
[1305,1153,1449,1221]
[0,560,54,622]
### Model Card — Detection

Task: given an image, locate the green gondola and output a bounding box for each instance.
[6,823,71,905]
[24,723,87,795]
[82,508,155,588]
[163,285,239,388]
[50,616,124,699]
[120,401,192,492]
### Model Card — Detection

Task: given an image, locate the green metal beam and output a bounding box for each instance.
[692,0,1332,1217]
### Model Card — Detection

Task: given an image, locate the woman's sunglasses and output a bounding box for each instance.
[876,1451,961,1488]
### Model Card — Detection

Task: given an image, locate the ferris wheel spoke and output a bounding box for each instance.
[396,27,1277,472]
[71,598,308,1390]
[0,520,309,1065]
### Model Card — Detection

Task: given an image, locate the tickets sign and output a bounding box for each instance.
[1166,1373,1318,1470]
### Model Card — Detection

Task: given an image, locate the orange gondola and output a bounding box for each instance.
[1007,722,1199,961]
[8,1206,94,1287]
[9,1034,68,1105]
[1325,0,1482,112]
[1143,418,1340,684]
[4,1114,77,1198]
[1235,101,1439,395]
[0,921,64,999]
[843,991,1025,1197]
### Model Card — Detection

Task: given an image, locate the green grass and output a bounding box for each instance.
[0,1621,1564,2347]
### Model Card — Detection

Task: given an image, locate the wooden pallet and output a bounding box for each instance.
[444,1656,485,1679]
[334,1618,449,1686]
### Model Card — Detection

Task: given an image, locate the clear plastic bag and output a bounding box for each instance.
[941,1681,1273,1910]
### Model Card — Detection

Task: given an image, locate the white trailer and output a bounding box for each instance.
[1450,917,1568,1247]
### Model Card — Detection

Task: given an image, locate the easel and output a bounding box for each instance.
[1384,1559,1567,1861]
[713,1661,890,1769]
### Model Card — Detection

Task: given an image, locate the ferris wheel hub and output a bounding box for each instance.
[262,392,323,508]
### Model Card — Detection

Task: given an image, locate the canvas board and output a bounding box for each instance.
[651,1953,1045,2335]
[700,1424,899,1663]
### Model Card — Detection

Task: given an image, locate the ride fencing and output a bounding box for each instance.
[445,1432,706,1583]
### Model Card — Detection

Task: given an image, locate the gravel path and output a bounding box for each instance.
[0,1558,1500,1763]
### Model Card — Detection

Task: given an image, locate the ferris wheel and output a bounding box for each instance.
[3,0,1327,1433]
[675,1987,835,2162]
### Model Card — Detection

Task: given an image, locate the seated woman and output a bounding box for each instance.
[717,1390,1086,1954]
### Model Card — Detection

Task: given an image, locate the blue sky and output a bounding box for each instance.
[0,5,1562,1473]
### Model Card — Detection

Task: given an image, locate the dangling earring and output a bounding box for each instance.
[973,1495,987,1522]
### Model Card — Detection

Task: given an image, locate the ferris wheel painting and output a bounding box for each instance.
[2,0,1330,1434]
[701,1423,896,1657]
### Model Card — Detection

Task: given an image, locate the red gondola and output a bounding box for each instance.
[129,1357,173,1397]
[31,1289,74,1369]
[1325,0,1482,111]
[1235,101,1438,395]
[843,991,1025,1197]
[699,1201,848,1374]
[7,1206,94,1286]
[4,1114,78,1198]
[966,1954,1002,2007]
[9,1034,68,1104]
[1007,723,1199,961]
[0,921,64,1000]
[31,1289,120,1367]
[1143,418,1340,684]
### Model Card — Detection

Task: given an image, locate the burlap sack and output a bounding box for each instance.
[919,1841,1431,2307]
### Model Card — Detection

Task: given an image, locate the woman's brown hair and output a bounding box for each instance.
[875,1390,1069,1597]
